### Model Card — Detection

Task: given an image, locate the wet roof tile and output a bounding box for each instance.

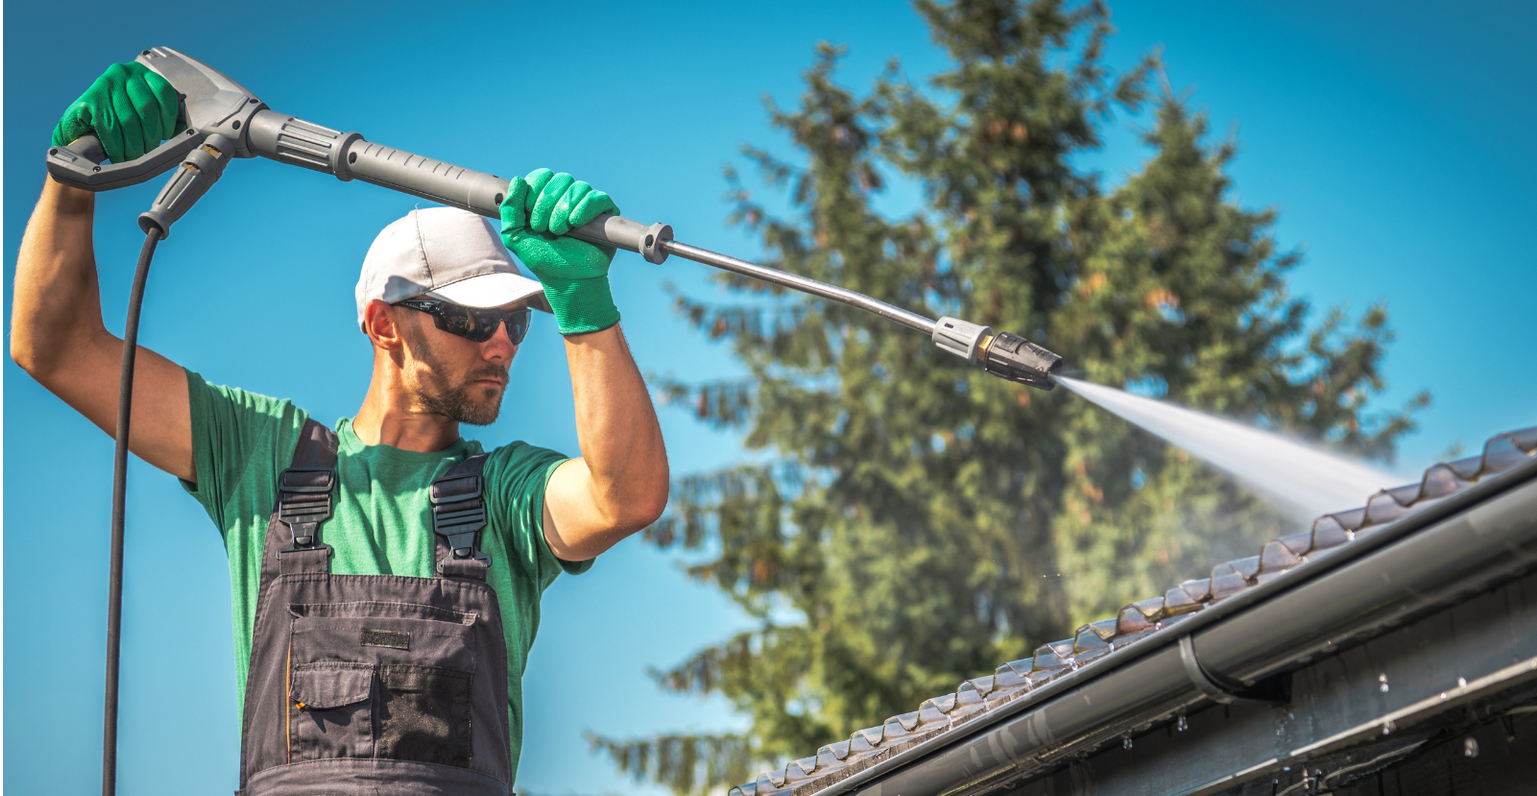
[727,428,1537,796]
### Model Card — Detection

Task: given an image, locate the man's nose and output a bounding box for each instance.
[481,321,518,360]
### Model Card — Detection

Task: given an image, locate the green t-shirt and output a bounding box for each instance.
[179,369,590,786]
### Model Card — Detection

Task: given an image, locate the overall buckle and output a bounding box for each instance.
[430,472,490,571]
[277,467,335,557]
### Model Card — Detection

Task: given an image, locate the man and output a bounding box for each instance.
[12,62,669,795]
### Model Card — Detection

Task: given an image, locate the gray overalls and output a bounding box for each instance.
[237,420,514,796]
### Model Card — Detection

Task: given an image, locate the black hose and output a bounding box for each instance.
[103,228,162,796]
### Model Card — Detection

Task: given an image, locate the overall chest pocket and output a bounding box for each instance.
[288,602,479,768]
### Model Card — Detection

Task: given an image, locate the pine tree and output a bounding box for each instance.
[591,2,1424,793]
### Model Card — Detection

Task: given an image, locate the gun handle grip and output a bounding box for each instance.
[46,128,200,192]
[59,134,107,165]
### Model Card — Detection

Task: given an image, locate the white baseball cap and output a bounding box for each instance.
[355,207,551,332]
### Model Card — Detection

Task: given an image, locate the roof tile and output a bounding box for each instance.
[916,696,955,729]
[1364,491,1413,525]
[848,726,882,755]
[784,757,816,783]
[1259,539,1302,572]
[1031,641,1073,672]
[1073,626,1111,654]
[819,740,850,763]
[1162,582,1205,615]
[1310,519,1351,551]
[1209,562,1250,599]
[1116,603,1155,635]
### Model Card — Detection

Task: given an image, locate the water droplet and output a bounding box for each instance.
[1382,719,1396,736]
[1177,714,1188,732]
[1464,737,1480,758]
[1378,673,1390,693]
[1122,736,1133,750]
[1458,677,1468,689]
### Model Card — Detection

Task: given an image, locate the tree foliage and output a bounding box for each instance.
[595,1,1424,793]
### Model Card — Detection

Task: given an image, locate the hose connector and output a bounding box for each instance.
[137,133,235,238]
[933,316,992,364]
[933,316,1062,391]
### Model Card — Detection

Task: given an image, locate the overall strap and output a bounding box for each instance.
[268,419,339,578]
[431,453,492,580]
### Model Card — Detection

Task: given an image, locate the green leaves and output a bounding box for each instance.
[586,733,755,796]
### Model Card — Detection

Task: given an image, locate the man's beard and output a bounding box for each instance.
[413,371,504,426]
[404,321,508,426]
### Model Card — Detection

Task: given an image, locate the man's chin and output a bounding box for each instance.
[459,394,504,426]
[416,385,503,427]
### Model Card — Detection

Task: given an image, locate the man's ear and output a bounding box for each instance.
[363,299,407,352]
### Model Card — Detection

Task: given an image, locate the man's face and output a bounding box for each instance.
[397,302,523,426]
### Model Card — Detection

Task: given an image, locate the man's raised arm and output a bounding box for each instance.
[10,63,195,482]
[499,169,670,560]
[543,326,669,560]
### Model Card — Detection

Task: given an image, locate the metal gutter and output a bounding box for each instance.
[808,454,1537,796]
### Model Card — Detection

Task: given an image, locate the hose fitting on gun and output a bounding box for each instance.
[932,316,1063,391]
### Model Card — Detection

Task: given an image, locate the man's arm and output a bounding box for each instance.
[10,176,195,481]
[500,169,669,561]
[542,324,669,561]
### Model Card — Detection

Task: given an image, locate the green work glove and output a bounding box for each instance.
[499,168,621,335]
[53,61,183,164]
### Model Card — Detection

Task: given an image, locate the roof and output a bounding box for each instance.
[730,427,1537,796]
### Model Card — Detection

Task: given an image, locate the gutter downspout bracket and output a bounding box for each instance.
[1179,635,1290,705]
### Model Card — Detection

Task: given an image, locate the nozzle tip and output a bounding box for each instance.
[984,332,1062,391]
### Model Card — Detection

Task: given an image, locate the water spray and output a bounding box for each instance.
[1057,377,1397,519]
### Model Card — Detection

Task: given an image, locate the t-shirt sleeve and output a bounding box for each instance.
[180,368,308,534]
[485,442,593,588]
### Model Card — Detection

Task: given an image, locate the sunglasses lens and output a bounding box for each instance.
[505,309,531,345]
[426,305,485,342]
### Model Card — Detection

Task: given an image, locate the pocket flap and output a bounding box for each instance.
[291,662,375,709]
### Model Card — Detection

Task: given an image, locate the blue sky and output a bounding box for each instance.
[4,1,1534,794]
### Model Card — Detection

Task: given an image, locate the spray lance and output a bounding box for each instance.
[50,47,1064,387]
[48,46,1064,794]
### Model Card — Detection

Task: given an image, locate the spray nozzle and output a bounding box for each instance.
[982,331,1062,390]
[932,317,1063,391]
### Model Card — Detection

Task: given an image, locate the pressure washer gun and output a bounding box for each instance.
[47,47,1063,390]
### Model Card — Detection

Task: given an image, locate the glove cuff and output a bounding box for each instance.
[540,275,620,336]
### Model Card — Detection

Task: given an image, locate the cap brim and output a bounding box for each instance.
[426,272,552,314]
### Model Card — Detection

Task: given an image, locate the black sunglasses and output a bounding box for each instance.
[395,298,532,345]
